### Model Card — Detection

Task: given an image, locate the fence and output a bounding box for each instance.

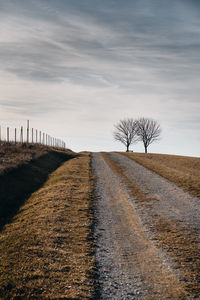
[0,120,66,149]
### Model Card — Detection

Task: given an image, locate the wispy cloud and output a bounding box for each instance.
[0,0,199,155]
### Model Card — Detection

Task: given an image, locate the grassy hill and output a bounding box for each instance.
[0,149,199,298]
[0,151,95,299]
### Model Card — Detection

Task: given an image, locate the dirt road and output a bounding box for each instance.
[92,152,200,299]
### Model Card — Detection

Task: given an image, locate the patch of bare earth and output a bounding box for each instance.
[104,152,200,299]
[0,153,95,299]
[92,153,187,299]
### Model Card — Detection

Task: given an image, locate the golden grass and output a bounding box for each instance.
[121,152,200,199]
[102,152,200,298]
[0,153,95,299]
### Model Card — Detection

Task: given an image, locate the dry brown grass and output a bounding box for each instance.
[0,143,74,175]
[0,143,48,174]
[121,152,200,199]
[102,152,200,299]
[0,153,95,299]
[0,144,75,229]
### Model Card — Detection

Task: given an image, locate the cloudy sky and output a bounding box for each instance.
[0,0,200,155]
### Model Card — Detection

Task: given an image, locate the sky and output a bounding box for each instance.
[0,0,200,156]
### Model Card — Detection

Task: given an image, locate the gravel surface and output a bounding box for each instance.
[92,153,188,300]
[109,152,200,237]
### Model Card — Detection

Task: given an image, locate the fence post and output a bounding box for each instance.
[20,126,23,143]
[15,128,17,144]
[27,120,29,143]
[0,126,1,144]
[36,130,38,143]
[7,127,9,143]
[32,128,34,143]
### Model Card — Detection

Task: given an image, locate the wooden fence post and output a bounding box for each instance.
[15,128,17,144]
[36,130,38,143]
[20,126,23,143]
[32,128,34,143]
[27,120,29,143]
[7,127,9,143]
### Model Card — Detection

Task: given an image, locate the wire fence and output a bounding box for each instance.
[0,120,66,149]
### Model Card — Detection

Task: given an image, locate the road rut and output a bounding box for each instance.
[92,152,190,299]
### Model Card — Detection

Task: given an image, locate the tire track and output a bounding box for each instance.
[107,152,200,298]
[92,152,187,299]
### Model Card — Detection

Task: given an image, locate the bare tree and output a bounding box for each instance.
[136,117,161,153]
[113,118,138,152]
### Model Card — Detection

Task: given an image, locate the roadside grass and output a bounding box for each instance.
[121,152,200,199]
[102,152,200,299]
[0,153,95,298]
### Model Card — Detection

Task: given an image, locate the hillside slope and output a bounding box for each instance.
[0,153,95,298]
[0,150,199,299]
[0,144,75,228]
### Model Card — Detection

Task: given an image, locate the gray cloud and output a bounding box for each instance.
[1,0,200,88]
[0,0,199,155]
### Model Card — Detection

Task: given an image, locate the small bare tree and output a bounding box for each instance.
[113,118,138,152]
[136,117,161,153]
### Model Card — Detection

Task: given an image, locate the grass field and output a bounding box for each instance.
[0,152,95,298]
[122,152,200,199]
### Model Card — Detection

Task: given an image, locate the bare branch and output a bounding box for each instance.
[136,117,161,153]
[113,118,138,152]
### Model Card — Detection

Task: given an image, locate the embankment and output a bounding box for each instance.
[0,152,95,299]
[0,148,75,228]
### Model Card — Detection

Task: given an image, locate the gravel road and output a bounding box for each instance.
[92,152,199,299]
[110,152,200,233]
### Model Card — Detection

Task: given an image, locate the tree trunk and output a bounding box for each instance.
[145,145,147,153]
[126,144,129,152]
